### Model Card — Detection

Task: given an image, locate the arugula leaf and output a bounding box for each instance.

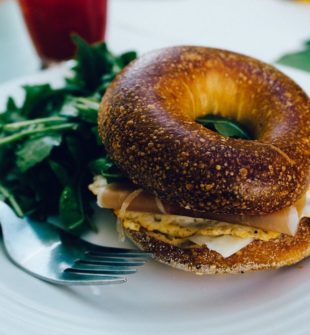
[117,51,137,67]
[0,36,135,232]
[2,116,67,133]
[0,97,24,125]
[6,97,18,111]
[14,161,63,219]
[48,160,70,186]
[16,134,62,172]
[0,122,77,146]
[196,114,252,139]
[21,84,52,116]
[67,35,137,94]
[0,124,16,176]
[89,156,125,182]
[0,183,24,217]
[60,97,99,124]
[89,156,114,172]
[276,40,310,72]
[95,73,116,96]
[59,185,86,230]
[21,84,68,119]
[67,35,117,92]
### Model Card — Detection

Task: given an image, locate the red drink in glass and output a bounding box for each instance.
[18,0,107,64]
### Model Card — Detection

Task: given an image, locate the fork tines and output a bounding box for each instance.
[63,248,152,284]
[85,250,152,259]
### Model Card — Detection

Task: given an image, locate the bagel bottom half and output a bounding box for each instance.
[122,217,310,275]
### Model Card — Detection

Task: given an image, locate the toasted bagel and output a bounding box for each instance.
[124,218,310,274]
[99,46,310,216]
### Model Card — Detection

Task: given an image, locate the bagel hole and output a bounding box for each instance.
[175,73,258,139]
[157,70,263,140]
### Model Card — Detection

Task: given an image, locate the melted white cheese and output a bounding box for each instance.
[189,235,254,258]
[288,207,299,235]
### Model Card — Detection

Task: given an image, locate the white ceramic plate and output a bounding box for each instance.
[0,66,310,335]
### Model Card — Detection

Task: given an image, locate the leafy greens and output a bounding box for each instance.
[276,39,310,73]
[0,35,134,232]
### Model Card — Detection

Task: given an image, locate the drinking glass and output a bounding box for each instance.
[18,0,108,67]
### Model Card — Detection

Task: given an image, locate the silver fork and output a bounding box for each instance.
[0,201,151,285]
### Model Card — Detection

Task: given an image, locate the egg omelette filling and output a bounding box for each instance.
[117,210,280,248]
[89,177,310,258]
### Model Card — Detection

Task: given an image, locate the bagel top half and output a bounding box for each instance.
[99,46,310,216]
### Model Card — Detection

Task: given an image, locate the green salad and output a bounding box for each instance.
[0,35,135,232]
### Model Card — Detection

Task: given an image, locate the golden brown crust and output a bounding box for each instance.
[99,46,310,215]
[124,218,310,274]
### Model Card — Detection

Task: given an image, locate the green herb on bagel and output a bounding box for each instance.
[196,114,252,139]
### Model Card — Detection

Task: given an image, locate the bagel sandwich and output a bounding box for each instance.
[90,46,310,274]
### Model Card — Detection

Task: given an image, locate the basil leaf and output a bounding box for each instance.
[196,114,252,139]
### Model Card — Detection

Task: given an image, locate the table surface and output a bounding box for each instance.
[0,0,309,86]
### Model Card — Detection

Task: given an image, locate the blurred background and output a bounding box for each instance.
[0,0,310,84]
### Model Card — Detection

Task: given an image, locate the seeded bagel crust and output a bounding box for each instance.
[99,46,310,215]
[124,218,310,274]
